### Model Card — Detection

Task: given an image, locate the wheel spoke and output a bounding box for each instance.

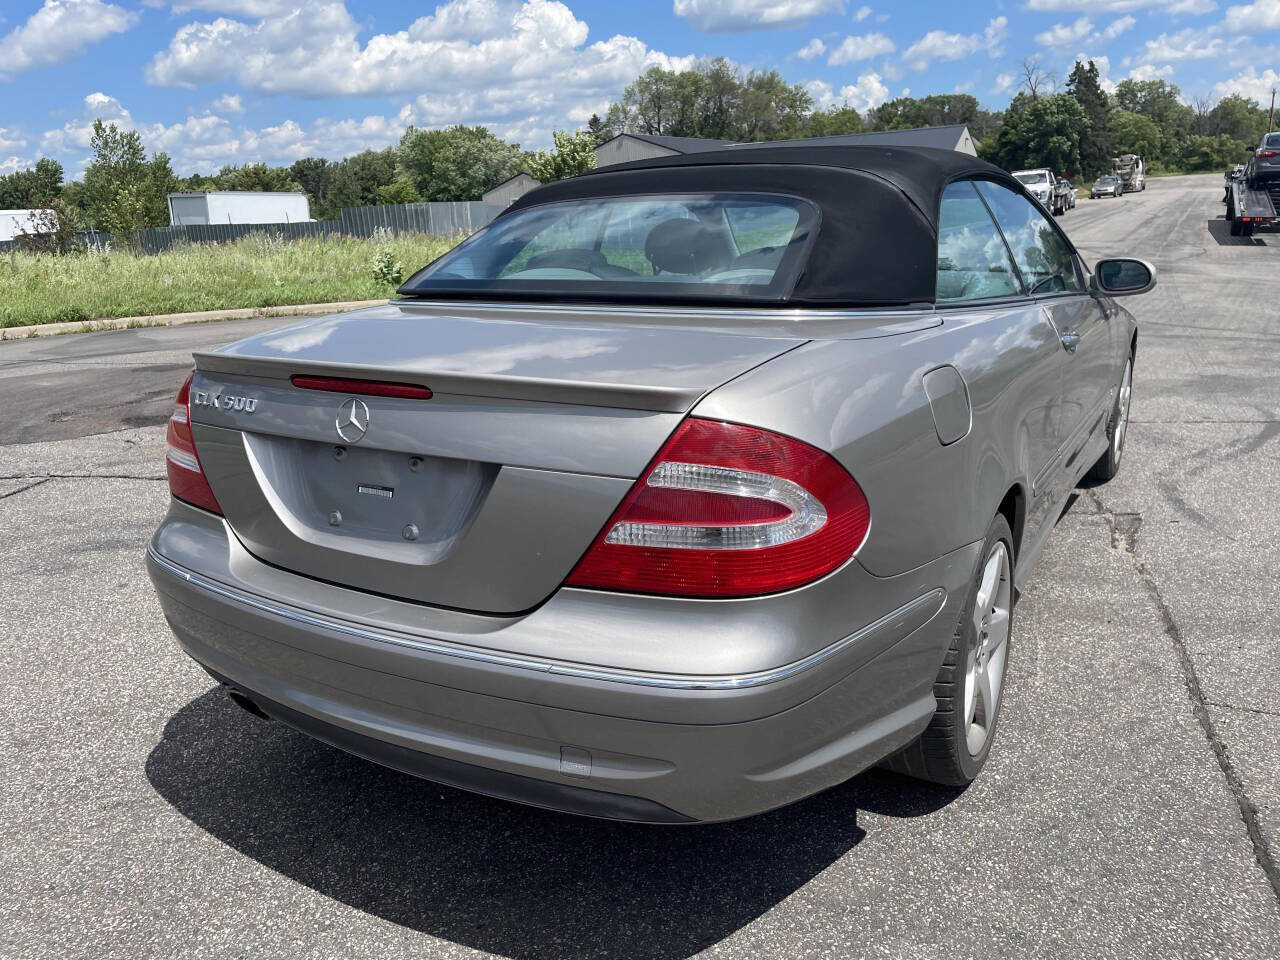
[986,608,1010,652]
[976,664,995,722]
[965,651,979,726]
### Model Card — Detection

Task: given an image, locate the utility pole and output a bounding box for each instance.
[1270,87,1276,132]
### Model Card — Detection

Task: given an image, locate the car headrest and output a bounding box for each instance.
[644,218,734,275]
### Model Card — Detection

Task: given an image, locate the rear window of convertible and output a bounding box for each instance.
[399,194,818,303]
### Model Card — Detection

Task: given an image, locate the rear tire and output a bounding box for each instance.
[885,513,1014,786]
[1087,354,1133,484]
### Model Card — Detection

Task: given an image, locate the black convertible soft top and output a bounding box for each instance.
[502,145,1030,307]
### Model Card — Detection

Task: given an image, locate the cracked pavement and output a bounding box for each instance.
[2,174,1279,958]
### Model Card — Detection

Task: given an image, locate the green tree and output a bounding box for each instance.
[289,158,333,215]
[985,92,1088,176]
[375,176,421,205]
[1178,134,1252,171]
[1206,94,1268,144]
[0,157,64,207]
[869,94,981,131]
[396,125,523,201]
[526,129,597,182]
[324,148,399,214]
[585,114,609,147]
[1113,78,1195,166]
[82,120,175,239]
[1067,60,1114,180]
[1111,110,1163,165]
[604,58,810,142]
[213,162,301,194]
[804,106,864,137]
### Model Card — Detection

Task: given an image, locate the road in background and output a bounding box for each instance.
[2,175,1279,958]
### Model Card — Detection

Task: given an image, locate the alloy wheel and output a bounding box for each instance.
[964,541,1012,756]
[1114,359,1132,464]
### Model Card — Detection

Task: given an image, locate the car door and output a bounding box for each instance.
[976,181,1114,488]
[936,180,1064,546]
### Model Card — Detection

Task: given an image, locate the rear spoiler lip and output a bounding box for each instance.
[192,351,704,414]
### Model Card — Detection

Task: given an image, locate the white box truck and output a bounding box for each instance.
[167,191,311,226]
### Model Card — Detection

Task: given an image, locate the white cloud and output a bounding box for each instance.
[1101,14,1137,38]
[796,37,826,60]
[827,32,894,65]
[853,4,872,19]
[0,0,136,80]
[1212,67,1280,104]
[991,72,1015,94]
[804,72,889,113]
[1137,28,1231,63]
[1035,13,1136,48]
[1025,0,1215,12]
[1,157,34,175]
[672,0,844,32]
[1127,63,1175,81]
[902,16,1006,71]
[1035,17,1093,48]
[1223,0,1280,31]
[169,2,297,13]
[211,93,244,114]
[0,128,28,152]
[147,1,693,148]
[38,90,408,174]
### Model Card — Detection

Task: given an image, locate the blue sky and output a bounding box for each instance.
[1,0,1277,176]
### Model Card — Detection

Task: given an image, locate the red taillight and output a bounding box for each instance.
[566,418,870,598]
[166,374,222,515]
[291,375,433,400]
[1258,149,1278,159]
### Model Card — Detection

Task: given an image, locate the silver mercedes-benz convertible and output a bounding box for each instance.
[147,145,1153,823]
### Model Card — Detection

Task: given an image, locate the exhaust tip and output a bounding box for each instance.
[224,686,271,721]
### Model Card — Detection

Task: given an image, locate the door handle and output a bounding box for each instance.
[1060,331,1081,353]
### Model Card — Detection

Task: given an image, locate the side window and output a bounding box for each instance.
[975,181,1083,295]
[936,180,1023,302]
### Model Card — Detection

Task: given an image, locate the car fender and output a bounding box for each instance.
[692,303,1058,578]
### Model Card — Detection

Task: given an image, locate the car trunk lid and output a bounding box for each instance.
[187,302,807,613]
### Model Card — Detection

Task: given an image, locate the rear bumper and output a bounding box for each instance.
[147,502,978,822]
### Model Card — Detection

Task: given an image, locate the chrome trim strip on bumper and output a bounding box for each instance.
[147,545,946,691]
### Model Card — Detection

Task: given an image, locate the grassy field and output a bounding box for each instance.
[0,232,459,329]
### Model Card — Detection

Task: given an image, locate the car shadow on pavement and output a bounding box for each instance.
[1206,218,1269,246]
[146,688,961,960]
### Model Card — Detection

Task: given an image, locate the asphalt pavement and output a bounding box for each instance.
[2,175,1279,959]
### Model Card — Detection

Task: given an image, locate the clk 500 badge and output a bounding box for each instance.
[192,390,258,413]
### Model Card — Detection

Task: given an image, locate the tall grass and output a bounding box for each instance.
[0,231,459,328]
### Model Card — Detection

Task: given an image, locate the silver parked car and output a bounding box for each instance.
[1247,131,1280,183]
[147,146,1154,823]
[1092,175,1123,199]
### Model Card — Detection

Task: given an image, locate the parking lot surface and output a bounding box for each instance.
[3,174,1279,959]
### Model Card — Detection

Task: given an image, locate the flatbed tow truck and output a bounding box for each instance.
[1225,168,1280,237]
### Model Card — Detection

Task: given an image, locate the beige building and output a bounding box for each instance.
[481,172,542,208]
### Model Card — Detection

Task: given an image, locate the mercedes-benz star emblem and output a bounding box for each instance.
[335,398,370,443]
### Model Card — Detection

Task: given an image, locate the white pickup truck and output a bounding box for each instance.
[1013,168,1072,216]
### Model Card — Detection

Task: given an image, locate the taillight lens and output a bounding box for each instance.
[166,374,222,515]
[566,418,870,598]
[1258,149,1278,159]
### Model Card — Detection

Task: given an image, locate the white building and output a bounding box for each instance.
[0,209,52,242]
[167,191,311,226]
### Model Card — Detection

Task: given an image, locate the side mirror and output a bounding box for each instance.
[1093,258,1156,297]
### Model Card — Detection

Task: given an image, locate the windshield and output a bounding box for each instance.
[1097,177,1117,184]
[1265,133,1280,148]
[1015,172,1049,185]
[399,193,818,304]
